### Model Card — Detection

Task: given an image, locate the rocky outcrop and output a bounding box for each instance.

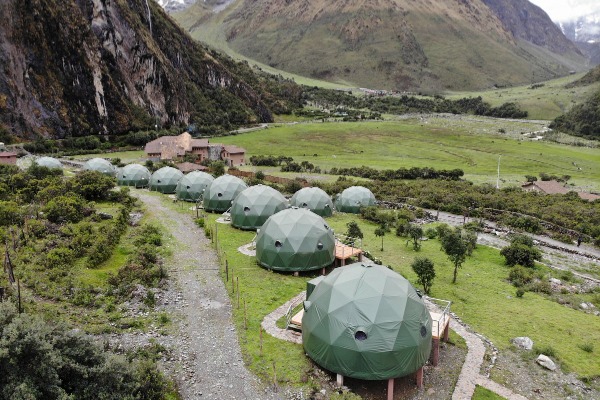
[0,0,273,139]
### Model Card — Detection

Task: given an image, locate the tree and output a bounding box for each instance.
[525,175,537,182]
[407,224,423,251]
[44,195,88,224]
[72,171,116,201]
[210,161,226,177]
[374,223,388,251]
[346,221,363,242]
[255,170,265,181]
[411,257,435,294]
[500,243,541,267]
[441,228,468,283]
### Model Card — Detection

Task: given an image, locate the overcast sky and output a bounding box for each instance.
[529,0,600,22]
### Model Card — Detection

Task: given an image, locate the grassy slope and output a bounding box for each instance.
[217,120,600,191]
[174,1,355,90]
[446,73,600,120]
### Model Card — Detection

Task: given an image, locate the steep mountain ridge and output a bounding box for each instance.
[559,14,600,65]
[0,0,278,139]
[176,0,587,91]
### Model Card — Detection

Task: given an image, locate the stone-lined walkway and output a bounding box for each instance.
[261,292,305,345]
[449,316,527,400]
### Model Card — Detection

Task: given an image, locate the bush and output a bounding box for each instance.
[424,227,437,239]
[411,257,435,294]
[0,302,170,400]
[509,266,533,287]
[44,195,89,224]
[500,243,541,267]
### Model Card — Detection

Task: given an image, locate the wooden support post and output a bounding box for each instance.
[431,338,440,367]
[336,374,344,387]
[321,267,326,276]
[387,378,395,400]
[415,366,423,388]
[259,326,263,356]
[443,322,450,342]
[359,252,363,262]
[225,260,229,281]
[237,277,240,309]
[231,271,235,293]
[341,258,346,266]
[293,271,299,277]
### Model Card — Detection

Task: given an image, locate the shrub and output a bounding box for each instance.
[44,195,89,224]
[411,257,435,295]
[578,343,594,353]
[500,243,541,267]
[529,280,552,294]
[255,170,265,180]
[533,344,558,359]
[424,227,437,239]
[509,266,533,287]
[516,288,525,298]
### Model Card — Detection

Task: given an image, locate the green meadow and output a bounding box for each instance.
[197,207,600,387]
[218,120,600,190]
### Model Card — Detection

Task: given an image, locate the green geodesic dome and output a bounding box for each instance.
[255,208,335,272]
[203,174,248,213]
[334,186,376,213]
[82,158,115,176]
[176,171,214,202]
[290,187,333,217]
[35,156,63,170]
[117,164,151,188]
[230,185,289,230]
[302,263,432,380]
[149,166,183,194]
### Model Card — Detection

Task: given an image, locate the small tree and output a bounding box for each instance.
[407,224,423,251]
[441,229,468,283]
[411,257,435,295]
[255,170,265,181]
[346,221,363,244]
[374,223,389,251]
[210,161,226,177]
[525,175,537,182]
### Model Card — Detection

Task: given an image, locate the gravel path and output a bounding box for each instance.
[133,191,273,400]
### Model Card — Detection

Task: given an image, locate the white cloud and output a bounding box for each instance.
[529,0,600,22]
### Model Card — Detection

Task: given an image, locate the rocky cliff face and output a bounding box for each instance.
[559,14,600,65]
[481,0,583,56]
[0,0,273,139]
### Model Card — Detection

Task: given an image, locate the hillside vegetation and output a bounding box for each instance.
[176,0,586,91]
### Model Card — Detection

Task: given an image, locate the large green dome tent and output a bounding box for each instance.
[149,166,183,194]
[255,208,335,272]
[203,174,248,213]
[117,164,151,188]
[290,187,334,217]
[334,186,376,214]
[82,158,115,176]
[302,262,432,380]
[176,171,214,202]
[230,185,289,230]
[35,156,63,170]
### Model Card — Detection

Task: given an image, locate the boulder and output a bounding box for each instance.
[536,354,557,371]
[512,337,534,350]
[549,278,562,285]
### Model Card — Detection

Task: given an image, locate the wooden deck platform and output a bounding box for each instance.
[430,311,450,339]
[334,242,363,265]
[290,309,304,330]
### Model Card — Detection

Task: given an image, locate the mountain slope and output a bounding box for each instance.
[176,0,587,91]
[559,13,600,65]
[0,0,282,139]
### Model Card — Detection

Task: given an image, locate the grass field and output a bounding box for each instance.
[446,73,600,121]
[217,120,600,191]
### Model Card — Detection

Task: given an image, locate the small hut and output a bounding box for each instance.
[203,174,248,213]
[290,187,333,217]
[82,158,115,176]
[176,171,214,202]
[117,164,151,188]
[302,263,432,382]
[230,185,289,230]
[149,166,184,194]
[334,186,376,213]
[255,208,335,272]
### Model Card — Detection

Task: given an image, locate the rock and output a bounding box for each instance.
[512,337,534,350]
[536,354,557,371]
[549,278,562,285]
[580,303,589,310]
